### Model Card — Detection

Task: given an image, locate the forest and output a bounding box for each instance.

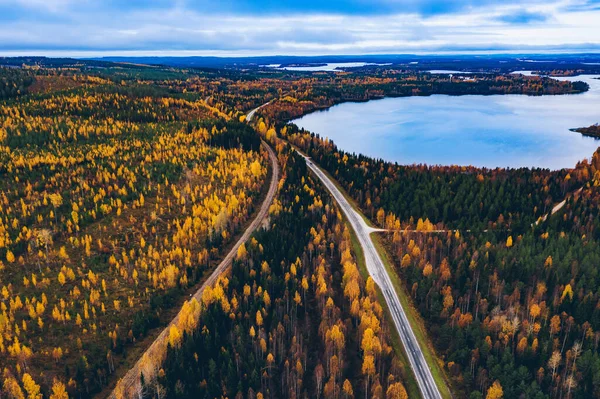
[151,148,409,399]
[253,73,588,123]
[0,67,34,100]
[160,69,588,125]
[380,152,600,398]
[0,67,269,397]
[284,125,583,232]
[281,122,600,398]
[1,58,599,399]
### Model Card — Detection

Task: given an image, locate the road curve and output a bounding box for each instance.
[109,140,279,398]
[246,100,273,122]
[299,153,443,399]
[536,187,583,225]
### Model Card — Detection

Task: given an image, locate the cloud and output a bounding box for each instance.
[0,0,598,55]
[496,10,549,24]
[176,0,554,17]
[563,0,600,11]
[0,0,76,12]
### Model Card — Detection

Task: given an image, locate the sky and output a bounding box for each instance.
[0,0,600,56]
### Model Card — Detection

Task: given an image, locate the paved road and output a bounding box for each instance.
[299,153,443,399]
[110,140,280,399]
[536,187,583,225]
[246,100,273,122]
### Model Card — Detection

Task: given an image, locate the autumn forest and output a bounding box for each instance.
[0,57,599,399]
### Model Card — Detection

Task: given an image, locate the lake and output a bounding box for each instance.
[292,73,600,169]
[262,62,391,72]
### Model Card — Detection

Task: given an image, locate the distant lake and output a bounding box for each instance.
[262,62,391,72]
[292,73,600,169]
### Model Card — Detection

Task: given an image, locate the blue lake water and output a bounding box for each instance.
[262,62,391,72]
[292,74,600,169]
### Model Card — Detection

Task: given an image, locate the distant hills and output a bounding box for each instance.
[89,53,600,71]
[3,53,600,74]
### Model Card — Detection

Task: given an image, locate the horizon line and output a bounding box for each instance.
[2,49,600,59]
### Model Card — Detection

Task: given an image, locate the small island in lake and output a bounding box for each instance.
[572,123,600,138]
[279,63,328,68]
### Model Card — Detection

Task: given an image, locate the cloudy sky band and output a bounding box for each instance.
[0,0,599,55]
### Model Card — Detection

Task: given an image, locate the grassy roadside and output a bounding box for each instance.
[300,148,453,399]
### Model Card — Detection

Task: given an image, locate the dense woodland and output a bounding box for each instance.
[285,125,584,232]
[283,123,600,398]
[152,149,408,399]
[382,153,600,398]
[160,68,588,122]
[1,60,599,399]
[0,68,34,100]
[255,73,588,123]
[0,68,269,397]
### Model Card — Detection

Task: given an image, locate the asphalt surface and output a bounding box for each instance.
[537,187,583,225]
[246,100,272,122]
[300,153,443,399]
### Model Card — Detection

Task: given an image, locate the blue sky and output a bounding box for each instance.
[0,0,599,55]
